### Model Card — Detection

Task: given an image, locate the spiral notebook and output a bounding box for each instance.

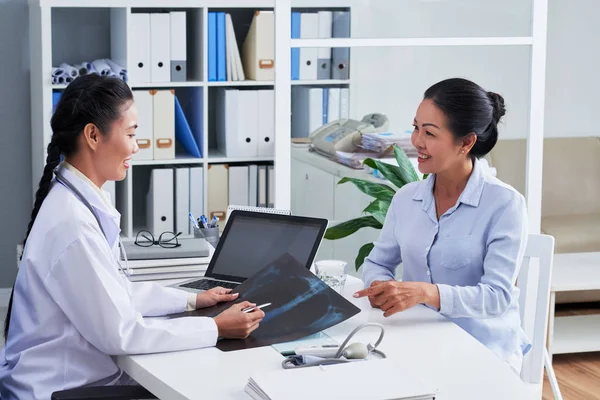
[245,359,437,400]
[225,205,291,225]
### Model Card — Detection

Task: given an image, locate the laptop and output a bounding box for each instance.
[173,210,328,293]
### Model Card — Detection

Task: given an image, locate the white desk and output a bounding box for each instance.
[117,277,533,400]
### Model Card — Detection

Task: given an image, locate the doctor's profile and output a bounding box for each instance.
[0,74,264,399]
[353,78,530,375]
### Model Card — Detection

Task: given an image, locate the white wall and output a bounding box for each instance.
[348,0,599,140]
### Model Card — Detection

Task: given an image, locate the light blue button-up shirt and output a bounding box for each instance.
[362,157,531,364]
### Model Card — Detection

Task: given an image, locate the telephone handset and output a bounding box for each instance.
[309,113,390,157]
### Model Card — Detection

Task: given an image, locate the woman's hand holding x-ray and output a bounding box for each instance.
[195,287,239,309]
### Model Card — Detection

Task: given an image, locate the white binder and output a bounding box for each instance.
[258,165,267,207]
[241,11,274,81]
[152,90,175,160]
[216,89,258,158]
[175,167,190,235]
[248,164,258,207]
[132,90,153,160]
[129,13,151,84]
[147,168,174,233]
[291,87,323,138]
[299,13,319,80]
[169,11,187,82]
[339,88,349,119]
[267,165,275,207]
[150,13,171,82]
[257,90,274,157]
[327,88,340,122]
[189,166,204,229]
[228,165,249,206]
[317,11,332,80]
[226,13,245,81]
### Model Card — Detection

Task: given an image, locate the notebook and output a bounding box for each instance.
[245,359,437,400]
[121,237,210,260]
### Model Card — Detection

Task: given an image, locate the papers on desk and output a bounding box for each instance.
[245,359,437,400]
[360,131,418,157]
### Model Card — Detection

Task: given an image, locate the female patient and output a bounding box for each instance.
[354,78,530,374]
[1,74,263,399]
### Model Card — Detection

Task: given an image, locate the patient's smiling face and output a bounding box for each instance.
[411,99,467,175]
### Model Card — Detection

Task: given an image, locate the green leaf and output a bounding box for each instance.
[324,216,383,240]
[362,158,410,190]
[337,177,395,203]
[363,199,389,225]
[393,145,419,183]
[355,242,375,271]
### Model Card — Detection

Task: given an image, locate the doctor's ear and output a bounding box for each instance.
[82,123,101,151]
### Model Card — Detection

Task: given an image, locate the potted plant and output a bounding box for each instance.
[323,145,425,271]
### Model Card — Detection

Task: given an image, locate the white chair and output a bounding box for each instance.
[517,233,562,399]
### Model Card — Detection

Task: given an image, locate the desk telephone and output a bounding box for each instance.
[309,113,389,157]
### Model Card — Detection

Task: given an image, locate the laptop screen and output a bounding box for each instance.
[207,211,327,282]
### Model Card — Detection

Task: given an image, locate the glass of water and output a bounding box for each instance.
[315,260,348,294]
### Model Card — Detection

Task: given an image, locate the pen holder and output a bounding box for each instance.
[193,226,220,248]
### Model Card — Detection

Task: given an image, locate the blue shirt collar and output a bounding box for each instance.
[412,157,486,209]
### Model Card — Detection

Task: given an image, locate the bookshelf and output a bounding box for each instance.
[28,0,356,238]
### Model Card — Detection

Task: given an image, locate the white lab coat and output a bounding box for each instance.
[0,166,218,400]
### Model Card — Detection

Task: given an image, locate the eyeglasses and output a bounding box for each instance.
[134,230,182,248]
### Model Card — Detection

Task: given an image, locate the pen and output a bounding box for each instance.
[188,212,200,230]
[242,303,272,313]
[199,215,208,229]
[210,215,219,228]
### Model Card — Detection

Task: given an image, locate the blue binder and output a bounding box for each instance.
[291,12,301,80]
[208,12,217,82]
[216,12,227,81]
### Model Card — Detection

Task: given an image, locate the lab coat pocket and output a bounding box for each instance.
[440,236,472,270]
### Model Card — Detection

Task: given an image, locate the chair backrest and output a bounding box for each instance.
[516,233,555,384]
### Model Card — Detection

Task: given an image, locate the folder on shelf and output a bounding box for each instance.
[299,12,318,80]
[150,13,171,82]
[129,13,151,84]
[217,12,227,82]
[331,11,350,80]
[177,87,204,158]
[339,87,349,119]
[132,90,153,161]
[257,89,274,157]
[248,164,258,207]
[317,11,332,80]
[207,164,229,223]
[174,95,201,158]
[147,168,174,233]
[242,11,275,81]
[226,13,245,81]
[228,165,250,206]
[170,11,187,82]
[215,88,258,158]
[291,87,323,138]
[189,166,204,231]
[322,88,329,125]
[152,90,175,160]
[327,87,340,122]
[290,12,301,80]
[208,12,217,82]
[267,165,275,207]
[174,167,190,235]
[258,165,267,207]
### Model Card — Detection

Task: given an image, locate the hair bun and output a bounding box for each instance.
[487,91,506,122]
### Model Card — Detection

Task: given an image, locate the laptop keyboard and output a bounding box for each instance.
[180,279,239,291]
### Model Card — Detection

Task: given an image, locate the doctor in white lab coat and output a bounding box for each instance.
[0,75,265,400]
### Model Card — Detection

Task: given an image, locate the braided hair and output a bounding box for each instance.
[4,74,133,341]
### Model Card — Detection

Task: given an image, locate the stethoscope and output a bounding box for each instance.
[54,166,133,277]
